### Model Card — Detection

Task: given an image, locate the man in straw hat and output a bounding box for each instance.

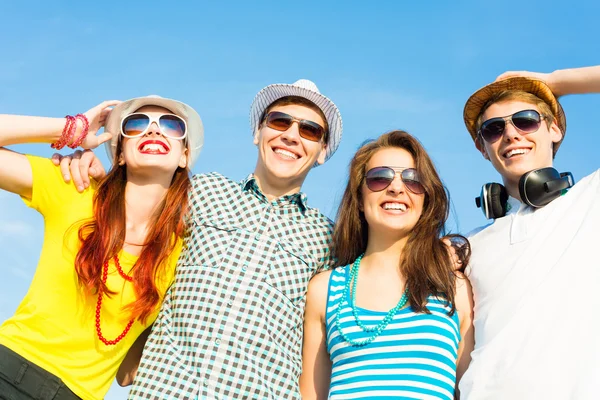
[460,65,600,399]
[60,79,343,399]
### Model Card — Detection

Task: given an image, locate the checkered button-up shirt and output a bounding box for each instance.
[129,172,334,400]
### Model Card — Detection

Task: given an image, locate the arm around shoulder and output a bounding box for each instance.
[454,271,474,387]
[116,326,152,386]
[300,270,333,400]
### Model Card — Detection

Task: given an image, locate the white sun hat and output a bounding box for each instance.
[104,95,204,167]
[249,79,343,163]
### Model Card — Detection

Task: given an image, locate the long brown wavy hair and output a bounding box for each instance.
[74,139,190,324]
[333,130,470,314]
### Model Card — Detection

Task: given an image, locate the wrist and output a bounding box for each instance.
[50,114,89,150]
[547,68,575,97]
[69,114,90,148]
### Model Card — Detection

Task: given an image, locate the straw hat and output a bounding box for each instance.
[463,77,566,153]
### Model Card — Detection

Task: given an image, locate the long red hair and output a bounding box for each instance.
[75,144,190,324]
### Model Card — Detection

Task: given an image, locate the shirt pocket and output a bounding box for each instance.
[179,214,239,268]
[264,240,317,306]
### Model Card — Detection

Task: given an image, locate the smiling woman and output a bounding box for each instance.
[300,130,475,400]
[0,96,203,400]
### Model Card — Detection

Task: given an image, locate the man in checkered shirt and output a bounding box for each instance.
[123,79,343,399]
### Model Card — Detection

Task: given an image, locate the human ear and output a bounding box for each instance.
[316,144,327,165]
[475,138,490,161]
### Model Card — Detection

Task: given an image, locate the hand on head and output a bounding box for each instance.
[495,71,561,97]
[79,100,122,149]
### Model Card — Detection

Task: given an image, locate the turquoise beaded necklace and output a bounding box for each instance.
[335,253,409,347]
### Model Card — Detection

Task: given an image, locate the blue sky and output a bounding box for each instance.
[1,1,599,398]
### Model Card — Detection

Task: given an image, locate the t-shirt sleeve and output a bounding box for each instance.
[21,155,86,216]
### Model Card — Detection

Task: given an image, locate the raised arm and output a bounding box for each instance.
[300,271,333,400]
[496,65,600,97]
[0,101,119,198]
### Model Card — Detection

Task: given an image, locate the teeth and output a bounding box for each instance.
[383,202,407,211]
[274,148,299,160]
[505,148,530,158]
[142,144,166,152]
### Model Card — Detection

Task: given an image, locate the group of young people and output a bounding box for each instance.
[0,65,598,400]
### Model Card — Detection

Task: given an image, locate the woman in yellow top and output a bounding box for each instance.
[0,96,203,400]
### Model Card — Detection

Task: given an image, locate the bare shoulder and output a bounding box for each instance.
[307,269,333,301]
[310,269,333,290]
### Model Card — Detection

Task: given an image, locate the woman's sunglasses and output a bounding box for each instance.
[364,166,425,194]
[121,113,187,140]
[478,109,547,144]
[264,111,326,142]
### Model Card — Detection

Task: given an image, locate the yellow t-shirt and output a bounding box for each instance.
[0,156,181,400]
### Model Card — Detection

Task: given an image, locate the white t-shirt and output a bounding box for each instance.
[460,169,600,400]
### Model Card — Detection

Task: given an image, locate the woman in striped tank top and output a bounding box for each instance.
[300,130,474,399]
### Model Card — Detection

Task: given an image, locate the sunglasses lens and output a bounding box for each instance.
[512,110,542,133]
[159,115,186,138]
[401,168,425,194]
[480,119,505,143]
[122,114,150,137]
[365,167,394,192]
[299,121,325,142]
[266,112,293,131]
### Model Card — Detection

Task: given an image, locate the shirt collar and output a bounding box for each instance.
[505,195,522,216]
[241,174,308,210]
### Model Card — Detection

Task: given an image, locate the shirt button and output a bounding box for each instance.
[227,300,233,306]
[215,338,221,345]
[242,265,248,272]
[203,379,209,387]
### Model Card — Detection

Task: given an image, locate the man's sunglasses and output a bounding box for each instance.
[264,111,326,142]
[479,109,547,144]
[121,113,187,140]
[365,166,425,194]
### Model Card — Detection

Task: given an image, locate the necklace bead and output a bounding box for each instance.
[95,255,134,346]
[335,253,409,347]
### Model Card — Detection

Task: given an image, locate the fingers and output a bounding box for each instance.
[101,100,121,108]
[68,150,86,192]
[96,131,113,146]
[77,150,95,190]
[442,238,462,272]
[99,108,112,125]
[89,155,107,180]
[85,100,121,124]
[495,71,521,82]
[59,154,73,182]
[52,153,63,167]
[96,100,121,114]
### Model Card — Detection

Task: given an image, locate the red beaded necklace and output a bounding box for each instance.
[95,255,134,346]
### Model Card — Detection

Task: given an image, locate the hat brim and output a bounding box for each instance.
[463,77,567,153]
[104,96,204,166]
[249,84,343,163]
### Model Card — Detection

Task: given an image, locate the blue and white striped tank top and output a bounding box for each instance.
[325,265,460,399]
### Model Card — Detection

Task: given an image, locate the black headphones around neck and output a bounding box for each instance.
[475,167,574,219]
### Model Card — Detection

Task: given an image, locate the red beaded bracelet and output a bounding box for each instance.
[69,114,90,149]
[51,115,75,150]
